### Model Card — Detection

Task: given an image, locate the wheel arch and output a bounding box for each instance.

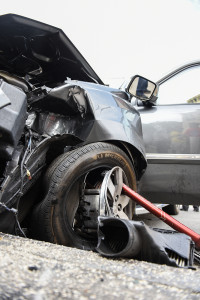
[44,137,147,181]
[95,140,147,181]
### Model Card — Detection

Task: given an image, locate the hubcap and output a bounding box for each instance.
[99,166,131,219]
[73,166,131,236]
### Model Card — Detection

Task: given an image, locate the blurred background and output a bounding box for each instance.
[1,0,200,87]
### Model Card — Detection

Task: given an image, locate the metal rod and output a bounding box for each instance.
[122,184,200,250]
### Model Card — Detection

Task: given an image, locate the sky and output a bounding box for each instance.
[1,0,200,86]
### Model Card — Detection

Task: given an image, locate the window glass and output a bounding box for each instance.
[157,66,200,105]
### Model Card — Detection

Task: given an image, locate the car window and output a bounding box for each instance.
[157,66,200,105]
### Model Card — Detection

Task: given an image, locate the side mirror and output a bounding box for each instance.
[127,75,157,101]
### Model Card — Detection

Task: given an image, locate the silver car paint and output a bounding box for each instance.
[136,62,200,205]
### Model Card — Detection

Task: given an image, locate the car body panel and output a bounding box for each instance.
[135,63,200,205]
[30,80,146,173]
[77,81,146,157]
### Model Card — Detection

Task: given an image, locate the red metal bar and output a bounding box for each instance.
[122,184,200,250]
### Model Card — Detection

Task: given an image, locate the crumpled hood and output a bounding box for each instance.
[0,14,104,87]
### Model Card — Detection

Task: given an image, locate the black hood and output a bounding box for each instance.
[0,14,104,87]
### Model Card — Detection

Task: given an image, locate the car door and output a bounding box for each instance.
[137,63,200,205]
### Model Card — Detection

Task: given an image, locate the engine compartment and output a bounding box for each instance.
[0,74,89,202]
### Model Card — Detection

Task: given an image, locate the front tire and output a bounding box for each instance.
[31,142,137,250]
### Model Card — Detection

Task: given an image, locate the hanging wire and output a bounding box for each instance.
[15,128,33,237]
[0,128,33,238]
[0,201,26,237]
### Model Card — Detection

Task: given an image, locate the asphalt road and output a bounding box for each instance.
[135,205,200,233]
[0,207,199,299]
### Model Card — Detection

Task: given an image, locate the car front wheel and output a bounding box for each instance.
[30,142,137,250]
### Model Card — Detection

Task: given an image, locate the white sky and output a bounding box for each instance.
[1,0,200,86]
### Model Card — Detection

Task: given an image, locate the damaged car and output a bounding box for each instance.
[0,14,147,249]
[1,14,199,251]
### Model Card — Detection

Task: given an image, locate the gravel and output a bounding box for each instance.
[0,233,200,299]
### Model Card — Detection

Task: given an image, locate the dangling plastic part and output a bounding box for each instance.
[122,183,200,250]
[97,216,195,268]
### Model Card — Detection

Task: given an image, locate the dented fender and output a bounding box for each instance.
[31,80,147,176]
